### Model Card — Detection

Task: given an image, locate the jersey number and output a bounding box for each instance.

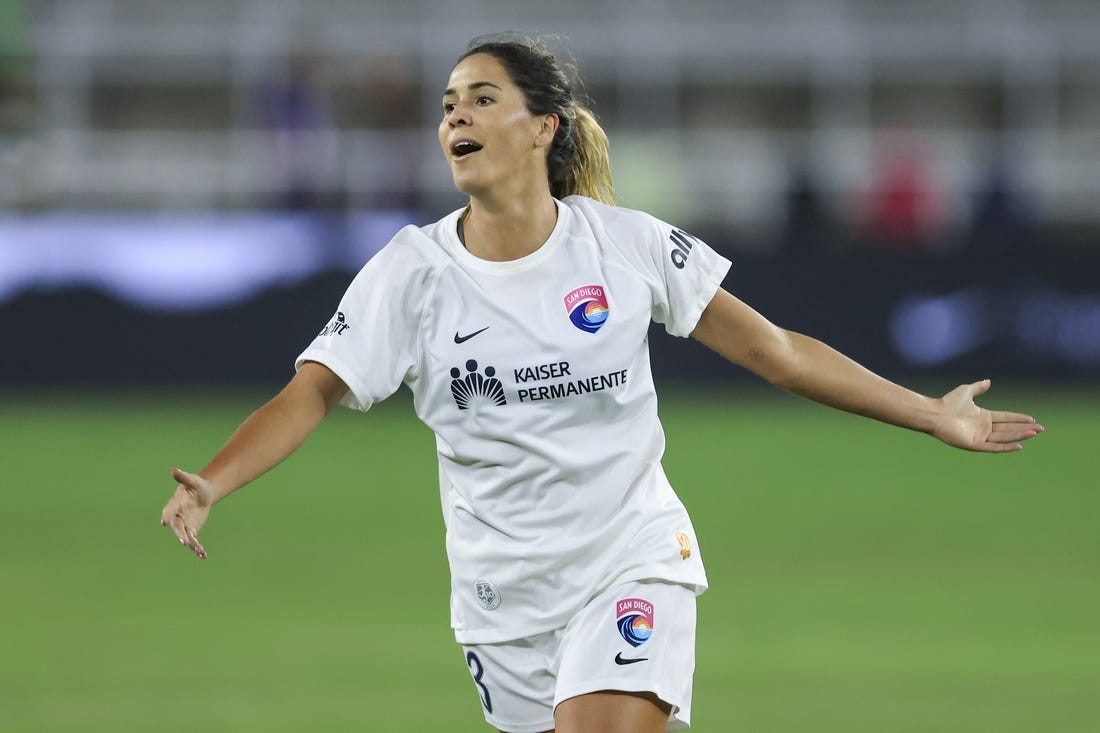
[466,651,494,714]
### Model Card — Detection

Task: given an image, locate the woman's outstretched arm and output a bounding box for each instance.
[160,361,349,558]
[691,288,1044,452]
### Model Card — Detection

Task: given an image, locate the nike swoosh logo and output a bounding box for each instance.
[454,327,490,344]
[614,652,649,665]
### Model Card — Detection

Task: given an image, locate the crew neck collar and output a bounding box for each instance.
[446,199,567,274]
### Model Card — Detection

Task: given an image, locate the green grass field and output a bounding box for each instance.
[1,384,1096,732]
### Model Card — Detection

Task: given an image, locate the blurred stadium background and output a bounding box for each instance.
[1,1,1096,731]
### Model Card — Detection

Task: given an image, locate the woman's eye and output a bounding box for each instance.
[477,96,493,105]
[442,103,455,114]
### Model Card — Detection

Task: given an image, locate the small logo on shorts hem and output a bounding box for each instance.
[474,578,501,610]
[614,652,649,665]
[616,597,654,647]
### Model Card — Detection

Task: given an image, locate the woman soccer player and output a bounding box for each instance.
[161,35,1043,733]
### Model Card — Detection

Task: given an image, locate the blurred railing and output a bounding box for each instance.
[7,127,1097,233]
[2,0,1098,240]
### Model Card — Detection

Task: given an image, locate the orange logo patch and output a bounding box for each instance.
[676,532,692,560]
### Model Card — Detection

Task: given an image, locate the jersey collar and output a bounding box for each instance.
[446,199,568,274]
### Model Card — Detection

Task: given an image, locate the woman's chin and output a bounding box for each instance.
[451,175,487,198]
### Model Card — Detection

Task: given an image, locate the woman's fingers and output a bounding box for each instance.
[186,527,208,560]
[160,498,177,527]
[990,410,1044,442]
[172,466,202,493]
[184,523,205,558]
[167,515,207,559]
[168,514,190,546]
[991,410,1042,426]
[968,378,992,399]
[990,421,1044,444]
[162,467,210,559]
[983,440,1023,453]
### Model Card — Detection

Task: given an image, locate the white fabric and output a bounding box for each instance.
[296,195,731,644]
[461,579,698,732]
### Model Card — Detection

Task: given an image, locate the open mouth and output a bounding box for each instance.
[451,139,484,160]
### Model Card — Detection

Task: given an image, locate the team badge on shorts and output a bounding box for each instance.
[474,578,501,610]
[616,597,654,647]
[564,285,609,333]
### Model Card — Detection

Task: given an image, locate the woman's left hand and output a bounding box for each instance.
[932,379,1044,452]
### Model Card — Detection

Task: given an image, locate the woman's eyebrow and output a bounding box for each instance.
[442,81,504,97]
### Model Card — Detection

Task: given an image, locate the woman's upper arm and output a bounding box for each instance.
[290,360,350,415]
[690,287,795,380]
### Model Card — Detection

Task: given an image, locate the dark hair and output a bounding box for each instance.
[458,34,615,204]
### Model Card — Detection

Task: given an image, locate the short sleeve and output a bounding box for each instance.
[647,218,730,336]
[596,204,731,337]
[294,233,437,411]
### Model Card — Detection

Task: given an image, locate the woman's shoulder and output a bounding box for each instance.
[365,209,463,271]
[414,207,465,248]
[561,194,649,222]
[561,195,666,244]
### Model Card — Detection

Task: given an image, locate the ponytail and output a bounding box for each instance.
[553,105,615,205]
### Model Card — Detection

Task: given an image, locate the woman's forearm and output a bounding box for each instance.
[691,288,945,436]
[199,362,347,502]
[770,330,942,435]
[199,390,324,502]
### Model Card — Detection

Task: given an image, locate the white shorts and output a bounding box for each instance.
[460,579,697,733]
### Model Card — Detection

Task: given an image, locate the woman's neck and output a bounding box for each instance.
[462,191,558,262]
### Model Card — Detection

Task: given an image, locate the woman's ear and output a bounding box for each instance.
[534,113,560,148]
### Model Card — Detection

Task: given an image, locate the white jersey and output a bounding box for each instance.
[296,195,731,644]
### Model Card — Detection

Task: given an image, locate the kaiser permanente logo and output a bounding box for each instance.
[510,359,627,404]
[449,358,628,409]
[450,359,507,410]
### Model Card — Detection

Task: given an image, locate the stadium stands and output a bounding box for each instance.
[1,0,1097,241]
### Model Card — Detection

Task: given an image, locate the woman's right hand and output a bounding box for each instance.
[160,467,214,559]
[156,363,349,561]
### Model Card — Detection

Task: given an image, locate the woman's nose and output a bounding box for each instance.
[449,102,473,127]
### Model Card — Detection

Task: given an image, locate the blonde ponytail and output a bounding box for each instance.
[554,105,615,205]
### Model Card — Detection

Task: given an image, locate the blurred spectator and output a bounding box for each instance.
[257,49,341,210]
[0,0,40,210]
[0,66,41,210]
[968,151,1037,255]
[860,131,944,250]
[352,58,421,210]
[779,164,837,253]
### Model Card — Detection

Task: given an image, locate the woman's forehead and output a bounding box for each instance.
[445,53,512,92]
